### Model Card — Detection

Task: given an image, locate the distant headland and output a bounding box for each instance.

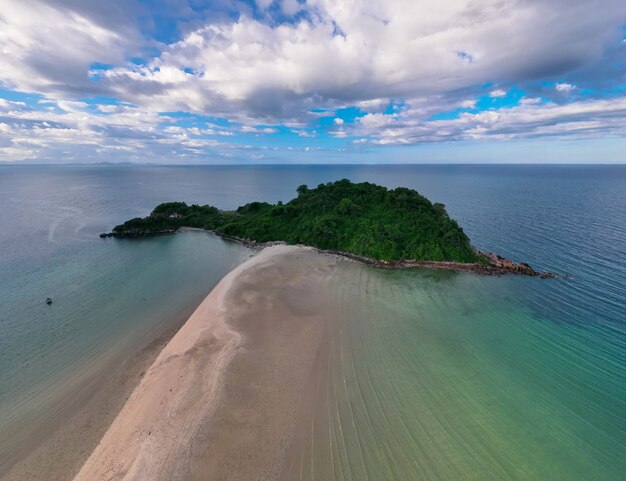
[102,179,555,278]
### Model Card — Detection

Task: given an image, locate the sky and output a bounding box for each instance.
[0,0,625,164]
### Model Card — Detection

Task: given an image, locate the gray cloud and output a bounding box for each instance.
[90,0,625,121]
[0,0,142,96]
[0,0,625,158]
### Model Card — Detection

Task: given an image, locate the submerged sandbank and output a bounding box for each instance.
[2,328,177,481]
[72,245,338,481]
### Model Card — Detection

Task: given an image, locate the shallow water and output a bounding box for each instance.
[0,231,251,470]
[0,168,251,471]
[292,263,625,480]
[0,164,624,479]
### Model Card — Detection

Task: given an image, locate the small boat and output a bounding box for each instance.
[46,297,53,305]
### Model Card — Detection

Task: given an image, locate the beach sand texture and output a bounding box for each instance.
[72,245,338,481]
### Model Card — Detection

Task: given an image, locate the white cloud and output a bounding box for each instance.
[0,99,267,162]
[0,0,137,96]
[240,125,279,134]
[281,0,302,16]
[358,113,396,128]
[347,96,626,145]
[356,98,389,112]
[0,99,28,111]
[489,89,507,98]
[555,83,576,93]
[460,99,477,109]
[520,97,542,105]
[89,0,626,122]
[0,146,37,161]
[333,117,344,125]
[0,0,625,161]
[256,0,274,10]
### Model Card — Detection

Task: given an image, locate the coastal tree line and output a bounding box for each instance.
[113,179,482,263]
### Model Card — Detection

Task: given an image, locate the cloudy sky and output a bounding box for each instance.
[0,0,625,164]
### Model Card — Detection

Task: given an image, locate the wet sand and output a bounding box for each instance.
[71,245,339,481]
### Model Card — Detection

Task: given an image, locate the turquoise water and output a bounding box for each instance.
[291,265,625,480]
[0,166,252,470]
[0,233,250,463]
[0,165,624,479]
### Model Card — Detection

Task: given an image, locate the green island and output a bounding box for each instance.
[104,179,550,276]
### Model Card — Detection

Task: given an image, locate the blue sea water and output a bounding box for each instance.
[0,164,624,479]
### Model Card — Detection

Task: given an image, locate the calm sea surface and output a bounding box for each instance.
[0,164,624,480]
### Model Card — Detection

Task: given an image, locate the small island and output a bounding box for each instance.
[103,179,553,277]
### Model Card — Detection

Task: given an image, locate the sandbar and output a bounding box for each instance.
[72,244,340,481]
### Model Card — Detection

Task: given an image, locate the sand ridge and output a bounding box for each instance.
[72,244,335,481]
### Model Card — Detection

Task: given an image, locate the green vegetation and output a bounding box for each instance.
[113,180,482,263]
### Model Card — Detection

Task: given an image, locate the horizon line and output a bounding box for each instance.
[1,162,626,167]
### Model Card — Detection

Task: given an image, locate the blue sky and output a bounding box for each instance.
[0,0,625,164]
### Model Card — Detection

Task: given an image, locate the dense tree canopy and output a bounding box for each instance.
[113,180,482,263]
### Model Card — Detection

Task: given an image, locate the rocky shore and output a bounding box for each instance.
[99,229,175,238]
[100,228,557,278]
[313,248,557,277]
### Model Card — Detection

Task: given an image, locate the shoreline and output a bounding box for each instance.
[71,244,327,481]
[6,242,596,481]
[103,227,558,278]
[1,320,189,481]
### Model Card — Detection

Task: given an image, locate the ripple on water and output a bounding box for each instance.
[290,262,625,481]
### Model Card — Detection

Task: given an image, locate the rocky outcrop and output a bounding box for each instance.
[320,249,557,277]
[475,251,557,278]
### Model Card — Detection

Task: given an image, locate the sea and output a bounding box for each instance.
[0,164,624,480]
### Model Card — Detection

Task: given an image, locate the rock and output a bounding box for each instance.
[475,250,552,277]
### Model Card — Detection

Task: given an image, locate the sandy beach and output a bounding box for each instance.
[1,315,196,481]
[70,244,339,481]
